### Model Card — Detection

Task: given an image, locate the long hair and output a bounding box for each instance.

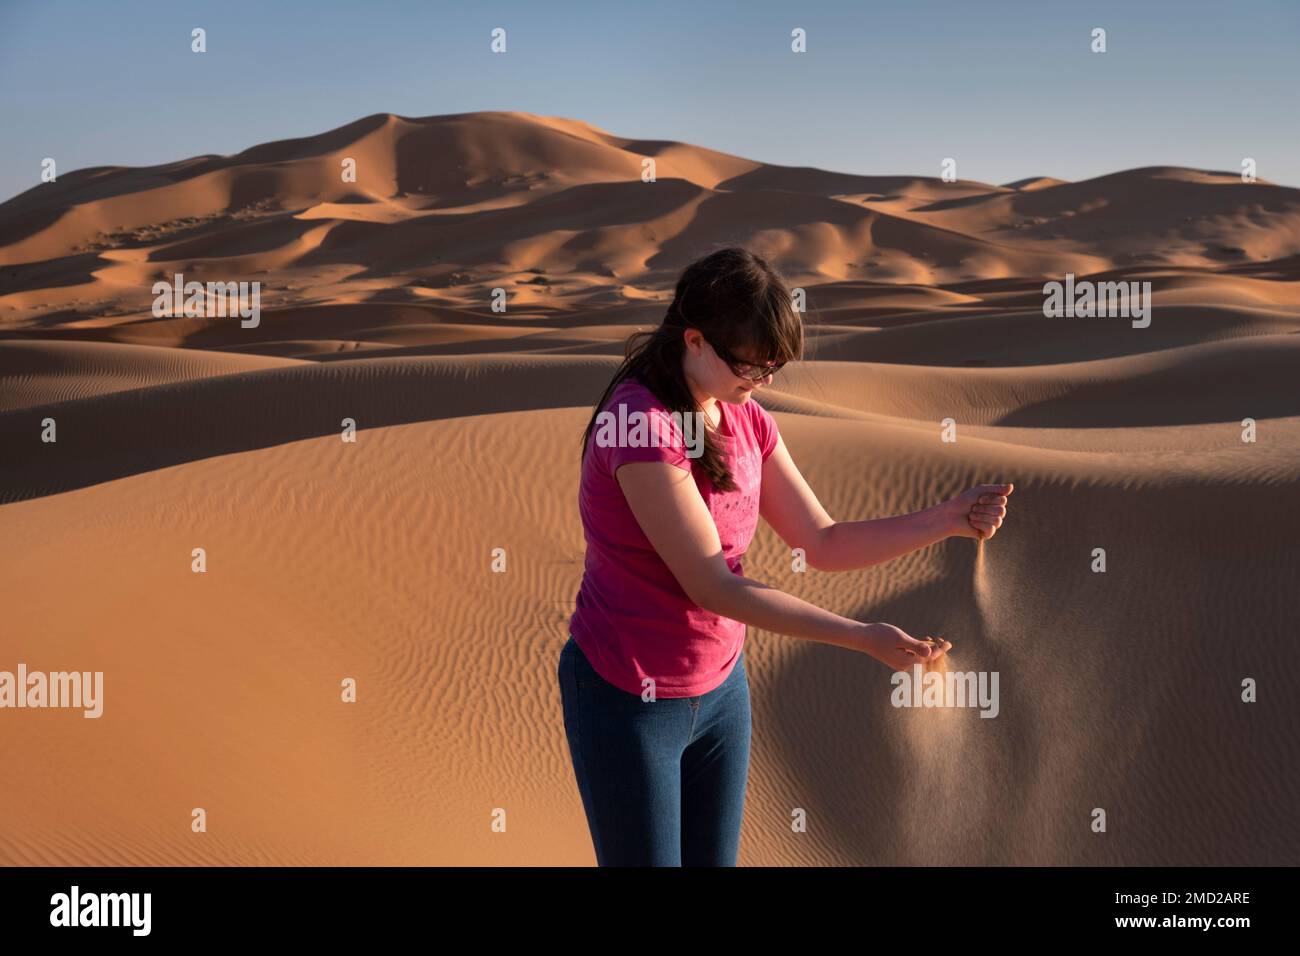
[579,246,804,492]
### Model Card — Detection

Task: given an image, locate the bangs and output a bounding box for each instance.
[728,290,803,366]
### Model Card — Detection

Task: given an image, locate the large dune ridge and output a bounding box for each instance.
[1,111,1297,866]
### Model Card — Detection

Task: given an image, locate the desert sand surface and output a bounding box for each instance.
[1,111,1298,865]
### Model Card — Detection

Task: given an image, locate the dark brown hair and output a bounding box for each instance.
[579,246,804,492]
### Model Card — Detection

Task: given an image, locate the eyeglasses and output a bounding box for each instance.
[700,333,785,383]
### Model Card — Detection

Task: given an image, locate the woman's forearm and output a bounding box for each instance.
[812,504,953,572]
[697,572,886,656]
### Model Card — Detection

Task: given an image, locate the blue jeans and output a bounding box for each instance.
[557,634,752,866]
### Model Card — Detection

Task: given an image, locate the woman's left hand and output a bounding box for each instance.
[944,482,1014,541]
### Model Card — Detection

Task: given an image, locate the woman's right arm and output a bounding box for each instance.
[615,460,946,671]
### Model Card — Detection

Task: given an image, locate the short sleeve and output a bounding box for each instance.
[592,382,694,477]
[750,397,779,462]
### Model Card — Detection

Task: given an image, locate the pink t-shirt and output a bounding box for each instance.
[568,376,779,697]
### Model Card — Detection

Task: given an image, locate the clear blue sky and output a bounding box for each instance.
[2,0,1297,203]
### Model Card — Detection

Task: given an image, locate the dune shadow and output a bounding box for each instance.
[763,539,1040,864]
[0,355,620,503]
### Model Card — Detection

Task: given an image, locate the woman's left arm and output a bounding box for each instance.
[758,433,1013,572]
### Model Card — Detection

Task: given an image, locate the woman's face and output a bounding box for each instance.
[682,328,774,405]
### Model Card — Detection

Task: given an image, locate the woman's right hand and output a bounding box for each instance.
[861,622,952,672]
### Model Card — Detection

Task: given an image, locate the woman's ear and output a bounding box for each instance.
[681,327,703,356]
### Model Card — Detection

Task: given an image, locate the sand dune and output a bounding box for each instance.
[0,339,304,412]
[1,111,1297,866]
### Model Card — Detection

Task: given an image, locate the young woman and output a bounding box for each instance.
[558,246,1013,866]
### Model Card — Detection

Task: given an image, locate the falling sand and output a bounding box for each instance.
[908,538,987,691]
[972,536,995,634]
[913,536,994,685]
[922,638,950,676]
